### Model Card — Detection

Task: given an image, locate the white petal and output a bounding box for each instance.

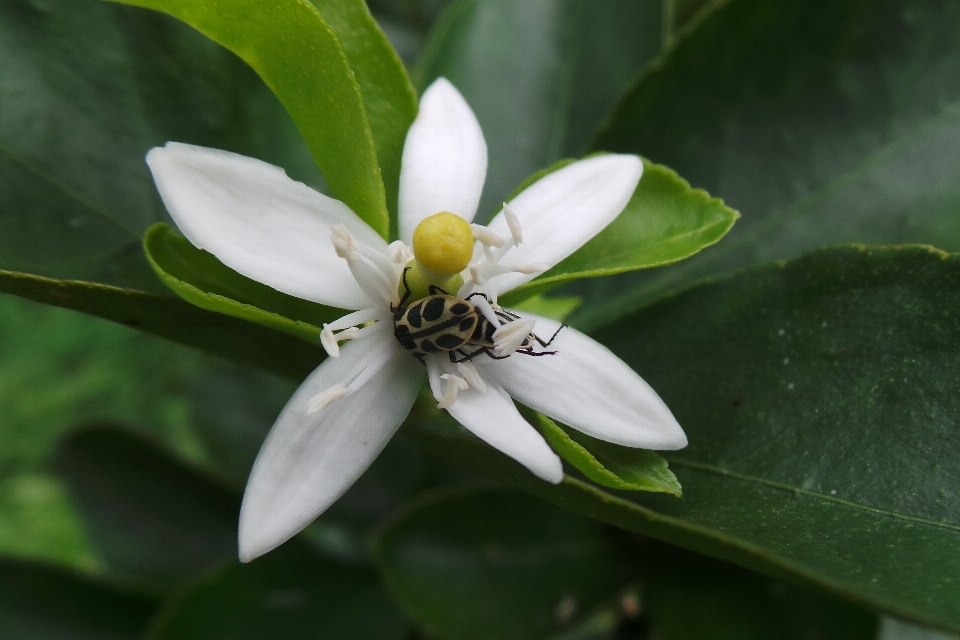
[429,358,563,483]
[398,78,487,243]
[482,154,643,294]
[238,333,423,561]
[147,142,387,310]
[479,313,687,450]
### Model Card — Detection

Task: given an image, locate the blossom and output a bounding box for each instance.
[145,78,686,562]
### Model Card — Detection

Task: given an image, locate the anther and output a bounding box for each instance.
[493,316,536,357]
[437,373,469,409]
[331,224,360,263]
[503,203,523,245]
[471,224,507,248]
[306,384,352,414]
[456,362,486,392]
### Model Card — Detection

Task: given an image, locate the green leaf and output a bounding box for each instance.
[0,269,319,381]
[417,0,664,219]
[147,541,410,640]
[406,245,960,634]
[110,0,389,238]
[0,0,325,288]
[880,618,960,640]
[510,294,582,323]
[501,159,738,305]
[144,223,339,344]
[582,0,960,328]
[373,485,635,640]
[53,426,240,589]
[662,0,721,46]
[0,474,99,572]
[642,544,877,640]
[535,415,681,496]
[0,557,157,639]
[309,0,418,229]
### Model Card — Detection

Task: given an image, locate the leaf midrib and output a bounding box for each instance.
[579,97,960,328]
[666,458,960,534]
[0,141,141,238]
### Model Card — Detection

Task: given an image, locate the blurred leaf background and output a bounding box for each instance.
[1,0,959,638]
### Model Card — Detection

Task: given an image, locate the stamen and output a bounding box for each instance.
[470,295,502,327]
[331,224,360,262]
[306,383,352,414]
[305,340,400,415]
[510,262,549,274]
[320,325,360,358]
[437,373,468,409]
[388,241,413,265]
[471,224,507,248]
[345,341,399,392]
[456,362,486,392]
[502,202,523,245]
[493,316,537,357]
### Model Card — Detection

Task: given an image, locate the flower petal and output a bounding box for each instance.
[238,333,423,562]
[398,78,487,243]
[482,154,643,294]
[428,357,563,483]
[479,313,687,450]
[147,142,386,310]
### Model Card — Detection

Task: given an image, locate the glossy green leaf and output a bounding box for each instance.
[0,558,157,639]
[309,0,418,229]
[642,544,877,640]
[417,0,664,219]
[535,415,681,496]
[147,541,409,640]
[144,223,338,344]
[0,474,99,572]
[54,426,240,589]
[510,294,582,323]
[502,160,738,305]
[662,0,719,46]
[0,269,319,381]
[0,0,324,289]
[110,0,390,238]
[880,618,960,640]
[373,485,634,640]
[406,245,960,634]
[582,0,960,328]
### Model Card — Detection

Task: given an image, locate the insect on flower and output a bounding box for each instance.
[392,266,564,363]
[145,77,687,562]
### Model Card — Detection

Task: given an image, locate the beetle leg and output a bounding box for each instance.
[535,323,567,348]
[428,284,451,295]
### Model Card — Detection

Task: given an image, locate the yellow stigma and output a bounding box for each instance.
[412,212,474,276]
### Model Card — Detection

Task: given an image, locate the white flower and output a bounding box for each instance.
[145,78,686,563]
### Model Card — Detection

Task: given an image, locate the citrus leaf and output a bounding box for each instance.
[406,245,960,634]
[373,485,634,640]
[0,558,157,639]
[502,159,738,305]
[110,0,390,237]
[582,0,960,328]
[417,0,664,220]
[0,269,319,381]
[535,414,681,496]
[147,541,409,640]
[309,0,418,230]
[143,223,338,345]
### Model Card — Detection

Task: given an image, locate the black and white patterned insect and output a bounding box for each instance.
[392,267,563,363]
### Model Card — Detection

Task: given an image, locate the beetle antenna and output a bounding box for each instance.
[399,266,413,308]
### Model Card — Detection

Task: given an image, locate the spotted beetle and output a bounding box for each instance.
[392,267,564,363]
